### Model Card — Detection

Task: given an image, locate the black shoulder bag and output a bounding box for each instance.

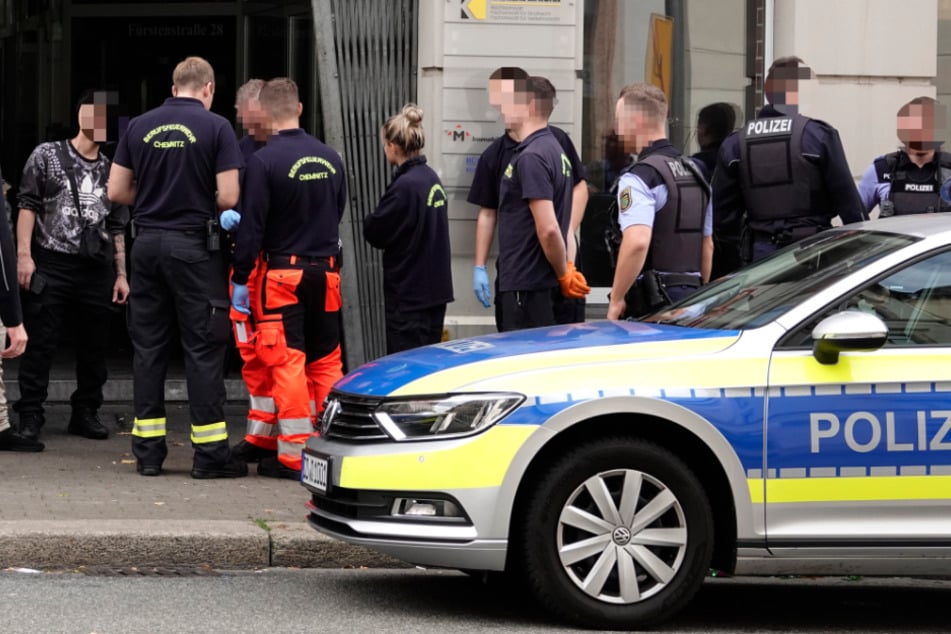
[59,141,114,265]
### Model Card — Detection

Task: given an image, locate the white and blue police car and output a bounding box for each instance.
[302,215,951,629]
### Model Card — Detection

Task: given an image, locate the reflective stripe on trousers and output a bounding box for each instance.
[247,417,278,438]
[246,392,279,448]
[132,417,167,439]
[277,416,313,470]
[250,395,276,413]
[191,421,229,444]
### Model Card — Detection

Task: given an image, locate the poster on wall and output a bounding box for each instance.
[645,13,673,104]
[452,0,573,25]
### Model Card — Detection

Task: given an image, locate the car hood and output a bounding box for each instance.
[336,320,741,398]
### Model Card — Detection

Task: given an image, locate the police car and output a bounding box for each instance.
[302,215,951,629]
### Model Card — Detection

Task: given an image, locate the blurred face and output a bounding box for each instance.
[615,97,650,153]
[237,99,268,140]
[78,103,108,143]
[499,79,532,128]
[898,103,943,152]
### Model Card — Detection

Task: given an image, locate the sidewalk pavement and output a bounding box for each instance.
[0,402,406,571]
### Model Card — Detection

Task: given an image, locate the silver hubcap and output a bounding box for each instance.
[556,469,687,605]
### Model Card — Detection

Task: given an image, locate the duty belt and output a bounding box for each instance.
[265,253,337,269]
[656,272,702,288]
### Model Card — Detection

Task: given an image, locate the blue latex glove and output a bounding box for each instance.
[220,209,241,231]
[473,265,491,308]
[231,282,251,315]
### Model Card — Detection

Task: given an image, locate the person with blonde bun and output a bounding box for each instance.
[364,103,454,354]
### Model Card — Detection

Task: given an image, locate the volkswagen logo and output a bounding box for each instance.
[320,398,341,435]
[612,527,632,546]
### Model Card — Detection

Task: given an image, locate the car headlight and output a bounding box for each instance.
[372,393,524,441]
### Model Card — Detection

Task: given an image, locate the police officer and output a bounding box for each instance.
[364,103,453,353]
[495,75,590,332]
[607,83,712,321]
[231,77,346,479]
[858,96,951,217]
[470,68,589,329]
[713,56,866,269]
[107,56,246,479]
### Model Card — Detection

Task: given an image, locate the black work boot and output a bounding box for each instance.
[231,439,277,463]
[136,463,162,477]
[67,409,110,440]
[257,456,301,480]
[17,413,44,442]
[191,456,248,479]
[0,428,44,452]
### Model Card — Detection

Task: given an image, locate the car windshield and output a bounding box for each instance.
[643,229,919,330]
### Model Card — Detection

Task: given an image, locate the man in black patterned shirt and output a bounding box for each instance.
[14,90,129,443]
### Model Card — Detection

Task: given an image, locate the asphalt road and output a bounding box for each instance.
[1,568,949,633]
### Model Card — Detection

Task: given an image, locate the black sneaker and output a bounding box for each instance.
[17,413,44,441]
[136,463,162,477]
[257,456,301,480]
[231,439,277,463]
[191,457,248,479]
[68,409,110,440]
[0,428,44,452]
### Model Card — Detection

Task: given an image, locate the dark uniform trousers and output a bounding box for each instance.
[16,246,114,419]
[255,254,342,470]
[129,229,232,469]
[385,304,447,355]
[499,288,557,332]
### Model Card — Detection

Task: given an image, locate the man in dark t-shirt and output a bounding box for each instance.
[231,77,347,480]
[108,56,245,480]
[470,69,589,329]
[495,75,590,332]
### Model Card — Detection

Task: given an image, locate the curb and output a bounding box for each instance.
[0,520,408,570]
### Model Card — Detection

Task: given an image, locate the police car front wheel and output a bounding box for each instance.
[517,437,713,629]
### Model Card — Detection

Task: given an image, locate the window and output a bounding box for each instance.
[783,250,951,348]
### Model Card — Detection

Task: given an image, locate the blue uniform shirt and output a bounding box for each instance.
[466,126,586,210]
[364,155,454,312]
[857,161,891,213]
[713,104,866,238]
[113,97,243,230]
[497,127,573,293]
[232,128,347,285]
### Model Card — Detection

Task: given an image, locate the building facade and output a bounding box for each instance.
[0,0,947,372]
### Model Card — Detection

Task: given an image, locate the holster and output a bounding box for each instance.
[624,270,671,319]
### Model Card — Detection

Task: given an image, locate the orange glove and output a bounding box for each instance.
[558,262,591,299]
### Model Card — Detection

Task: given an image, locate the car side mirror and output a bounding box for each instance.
[811,310,888,365]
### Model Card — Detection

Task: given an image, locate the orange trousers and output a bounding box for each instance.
[231,258,278,451]
[252,255,343,470]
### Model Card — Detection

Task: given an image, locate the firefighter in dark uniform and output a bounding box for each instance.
[470,68,589,329]
[607,83,712,321]
[364,103,453,354]
[712,56,866,271]
[108,56,246,478]
[495,75,590,332]
[231,77,347,479]
[858,96,951,216]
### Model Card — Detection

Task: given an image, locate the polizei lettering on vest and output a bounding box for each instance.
[667,160,689,178]
[903,183,935,192]
[746,118,793,136]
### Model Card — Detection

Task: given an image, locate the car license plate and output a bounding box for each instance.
[302,453,329,493]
